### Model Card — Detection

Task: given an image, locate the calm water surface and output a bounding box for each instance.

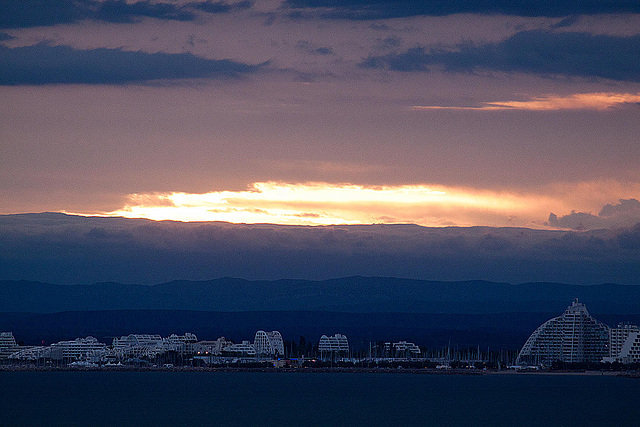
[1,372,638,426]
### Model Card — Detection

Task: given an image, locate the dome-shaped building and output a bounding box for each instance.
[516,299,610,365]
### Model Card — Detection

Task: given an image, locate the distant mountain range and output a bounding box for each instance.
[2,276,640,315]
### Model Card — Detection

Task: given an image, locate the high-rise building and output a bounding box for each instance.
[516,299,609,365]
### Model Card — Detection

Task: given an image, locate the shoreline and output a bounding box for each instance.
[0,365,481,375]
[1,365,638,377]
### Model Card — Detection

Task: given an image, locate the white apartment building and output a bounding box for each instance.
[8,336,106,361]
[195,337,234,355]
[112,334,164,358]
[516,299,610,365]
[254,330,285,357]
[164,333,198,353]
[603,323,640,364]
[384,341,421,357]
[51,336,106,360]
[319,334,349,354]
[0,332,18,359]
[221,341,257,357]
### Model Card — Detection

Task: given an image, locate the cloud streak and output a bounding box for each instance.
[284,0,640,19]
[361,30,640,82]
[412,92,640,111]
[0,43,264,85]
[0,0,251,29]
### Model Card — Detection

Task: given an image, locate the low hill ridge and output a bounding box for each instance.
[1,277,639,314]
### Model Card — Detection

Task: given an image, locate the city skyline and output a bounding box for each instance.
[2,299,639,367]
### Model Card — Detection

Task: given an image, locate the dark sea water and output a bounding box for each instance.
[1,372,638,426]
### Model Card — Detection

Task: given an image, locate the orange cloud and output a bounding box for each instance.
[412,92,640,111]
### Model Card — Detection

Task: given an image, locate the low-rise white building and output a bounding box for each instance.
[319,334,349,356]
[164,333,198,353]
[111,333,199,359]
[9,337,106,361]
[51,336,106,360]
[384,341,421,357]
[113,334,163,349]
[0,332,18,359]
[254,330,285,357]
[112,334,164,359]
[221,341,256,357]
[9,346,49,361]
[195,337,233,355]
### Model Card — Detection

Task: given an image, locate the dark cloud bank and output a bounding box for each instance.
[285,0,640,19]
[549,199,640,231]
[0,0,252,29]
[1,213,640,285]
[0,44,263,85]
[361,30,640,82]
[4,0,638,29]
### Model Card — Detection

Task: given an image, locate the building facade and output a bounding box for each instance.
[516,299,610,365]
[8,336,106,361]
[0,332,18,359]
[112,334,164,359]
[164,333,198,353]
[221,341,257,357]
[319,334,349,357]
[604,323,640,364]
[253,330,285,357]
[195,337,233,355]
[49,336,106,360]
[384,341,421,358]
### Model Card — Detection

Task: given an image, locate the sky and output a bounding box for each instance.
[2,1,640,230]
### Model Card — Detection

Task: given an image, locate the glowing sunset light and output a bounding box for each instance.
[6,0,640,293]
[94,181,563,227]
